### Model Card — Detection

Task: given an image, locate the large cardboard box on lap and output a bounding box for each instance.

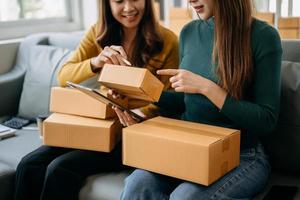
[50,87,128,119]
[43,113,122,152]
[123,117,240,186]
[98,64,164,102]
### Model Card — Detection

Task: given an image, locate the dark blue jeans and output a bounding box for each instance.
[14,143,124,200]
[121,144,270,200]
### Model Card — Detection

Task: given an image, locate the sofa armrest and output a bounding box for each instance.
[0,66,26,117]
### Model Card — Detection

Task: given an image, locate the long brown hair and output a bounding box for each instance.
[97,0,163,67]
[213,0,253,100]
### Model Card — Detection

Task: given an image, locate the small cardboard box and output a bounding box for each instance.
[123,117,240,186]
[279,28,300,39]
[98,64,164,102]
[154,2,160,20]
[254,12,275,25]
[278,17,300,29]
[169,7,193,36]
[169,7,193,20]
[170,19,193,36]
[43,113,122,152]
[50,87,128,119]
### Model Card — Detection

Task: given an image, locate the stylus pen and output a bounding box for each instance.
[121,57,132,66]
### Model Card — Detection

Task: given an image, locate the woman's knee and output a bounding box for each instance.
[45,155,82,184]
[45,156,68,178]
[170,182,206,200]
[123,169,154,192]
[121,169,167,200]
[17,152,39,172]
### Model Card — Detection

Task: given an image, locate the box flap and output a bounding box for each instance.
[124,117,240,146]
[149,117,239,136]
[45,113,115,128]
[99,64,145,87]
[125,124,220,146]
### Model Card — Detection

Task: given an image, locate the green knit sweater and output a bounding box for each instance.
[158,18,282,149]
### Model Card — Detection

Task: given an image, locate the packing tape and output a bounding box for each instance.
[221,161,229,176]
[222,137,230,152]
[144,120,226,139]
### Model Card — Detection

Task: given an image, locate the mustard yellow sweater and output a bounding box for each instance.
[58,22,179,117]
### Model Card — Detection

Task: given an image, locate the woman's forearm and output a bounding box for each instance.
[201,80,227,110]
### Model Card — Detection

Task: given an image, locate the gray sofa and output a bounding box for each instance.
[0,33,300,200]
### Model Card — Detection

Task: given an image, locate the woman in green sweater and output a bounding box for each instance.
[120,0,282,199]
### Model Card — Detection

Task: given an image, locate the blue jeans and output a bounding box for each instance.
[121,144,270,200]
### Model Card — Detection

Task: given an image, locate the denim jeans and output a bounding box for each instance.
[121,144,270,200]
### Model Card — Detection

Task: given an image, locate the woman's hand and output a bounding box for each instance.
[157,69,211,94]
[108,89,145,127]
[113,107,140,127]
[91,45,130,72]
[108,89,125,99]
[157,69,227,109]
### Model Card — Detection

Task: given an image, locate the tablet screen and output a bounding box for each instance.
[66,82,145,122]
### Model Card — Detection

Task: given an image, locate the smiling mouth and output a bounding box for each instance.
[195,5,204,9]
[122,13,138,18]
[194,5,204,12]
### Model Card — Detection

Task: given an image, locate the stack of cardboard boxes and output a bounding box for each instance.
[44,87,127,152]
[43,64,164,153]
[43,64,240,186]
[278,17,300,39]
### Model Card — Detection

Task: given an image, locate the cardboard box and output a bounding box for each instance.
[50,87,128,119]
[43,113,122,152]
[169,7,193,20]
[154,2,160,20]
[169,19,193,36]
[169,7,193,36]
[98,64,164,102]
[278,17,300,29]
[254,12,275,25]
[279,28,300,39]
[123,117,240,186]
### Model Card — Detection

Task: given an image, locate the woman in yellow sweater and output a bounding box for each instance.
[14,0,178,200]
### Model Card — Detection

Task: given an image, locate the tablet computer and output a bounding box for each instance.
[66,81,145,122]
[0,124,16,140]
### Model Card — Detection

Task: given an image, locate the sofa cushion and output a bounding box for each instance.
[0,162,15,200]
[0,129,41,200]
[263,61,300,172]
[18,46,72,120]
[282,40,300,63]
[0,162,14,178]
[48,32,83,50]
[279,61,300,126]
[0,129,42,169]
[79,170,132,200]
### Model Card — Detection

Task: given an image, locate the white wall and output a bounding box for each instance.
[254,0,270,12]
[82,0,99,30]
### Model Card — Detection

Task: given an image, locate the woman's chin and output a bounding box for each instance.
[197,14,210,21]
